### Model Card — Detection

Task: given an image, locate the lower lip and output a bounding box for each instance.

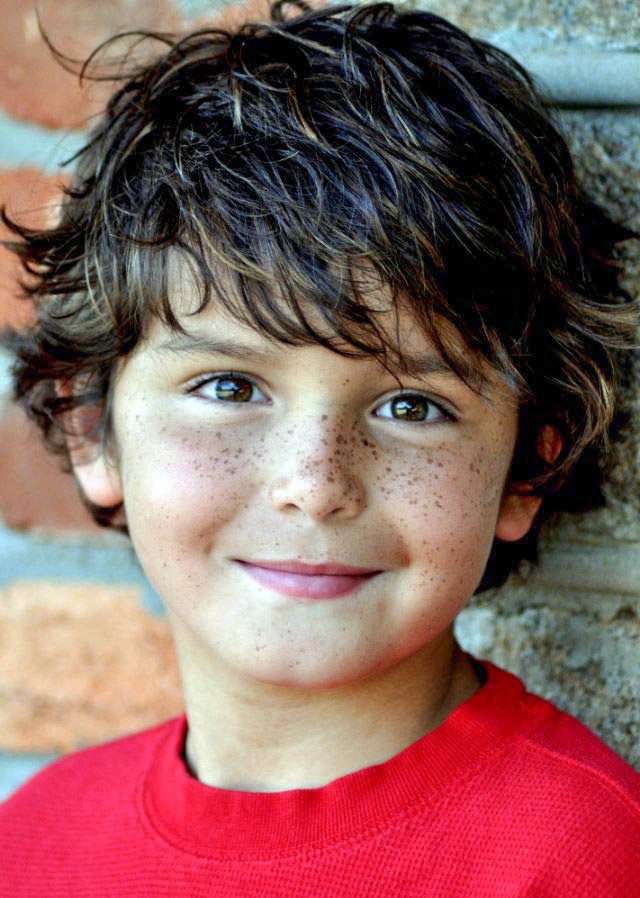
[235,561,380,599]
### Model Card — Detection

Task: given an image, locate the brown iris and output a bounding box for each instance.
[391,395,430,421]
[215,376,253,402]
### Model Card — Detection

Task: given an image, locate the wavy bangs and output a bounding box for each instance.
[2,0,638,590]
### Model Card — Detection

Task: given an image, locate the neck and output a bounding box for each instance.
[168,613,481,793]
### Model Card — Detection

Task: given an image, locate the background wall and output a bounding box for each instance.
[1,0,638,801]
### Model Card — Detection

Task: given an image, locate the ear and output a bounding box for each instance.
[495,425,562,542]
[57,378,124,508]
[73,449,124,508]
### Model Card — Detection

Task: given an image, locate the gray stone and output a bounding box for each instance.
[457,602,640,767]
[454,607,497,655]
[0,751,60,804]
[417,1,640,51]
[0,109,86,174]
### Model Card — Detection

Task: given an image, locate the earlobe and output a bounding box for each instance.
[495,424,562,543]
[73,451,123,508]
[495,492,543,543]
[56,376,124,507]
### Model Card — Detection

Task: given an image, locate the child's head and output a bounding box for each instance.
[2,0,638,683]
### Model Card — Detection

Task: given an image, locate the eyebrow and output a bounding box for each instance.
[156,334,282,364]
[154,332,466,380]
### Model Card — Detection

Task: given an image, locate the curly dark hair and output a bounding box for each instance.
[1,0,638,593]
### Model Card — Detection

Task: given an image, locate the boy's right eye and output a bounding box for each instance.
[187,372,267,404]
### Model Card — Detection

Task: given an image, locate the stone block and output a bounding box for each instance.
[552,110,640,537]
[0,402,100,534]
[0,580,181,753]
[456,597,640,770]
[0,0,183,130]
[416,0,640,50]
[0,168,66,330]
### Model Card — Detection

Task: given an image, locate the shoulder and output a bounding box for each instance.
[478,659,640,807]
[514,681,640,811]
[0,714,180,831]
[429,659,640,894]
[491,670,640,891]
[0,716,181,896]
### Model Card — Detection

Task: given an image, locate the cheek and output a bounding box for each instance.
[382,444,509,580]
[119,415,255,555]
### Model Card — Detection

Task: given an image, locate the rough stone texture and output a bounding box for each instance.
[457,104,640,771]
[456,587,640,769]
[552,110,640,541]
[0,168,66,329]
[0,0,183,130]
[460,109,640,590]
[0,580,182,753]
[398,2,640,770]
[414,0,640,51]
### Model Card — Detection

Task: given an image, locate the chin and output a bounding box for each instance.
[234,654,384,691]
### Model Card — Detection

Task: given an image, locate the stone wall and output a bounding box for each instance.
[431,0,640,771]
[0,0,638,800]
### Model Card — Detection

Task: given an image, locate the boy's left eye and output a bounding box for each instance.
[376,393,453,424]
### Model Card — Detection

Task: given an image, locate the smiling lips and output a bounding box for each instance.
[234,559,382,599]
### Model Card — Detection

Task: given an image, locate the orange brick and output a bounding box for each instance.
[0,0,335,130]
[0,401,102,534]
[0,167,67,330]
[192,0,327,31]
[0,0,183,130]
[0,580,181,753]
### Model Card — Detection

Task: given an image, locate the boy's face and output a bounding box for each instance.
[74,277,546,689]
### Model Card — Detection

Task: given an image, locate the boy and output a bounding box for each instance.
[1,1,639,894]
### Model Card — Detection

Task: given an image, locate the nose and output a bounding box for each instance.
[267,414,367,522]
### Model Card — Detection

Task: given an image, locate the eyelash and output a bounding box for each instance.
[186,371,457,425]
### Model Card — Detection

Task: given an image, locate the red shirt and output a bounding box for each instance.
[1,654,639,896]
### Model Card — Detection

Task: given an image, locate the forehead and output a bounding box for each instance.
[137,253,510,401]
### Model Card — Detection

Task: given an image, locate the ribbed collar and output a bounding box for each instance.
[140,654,532,859]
